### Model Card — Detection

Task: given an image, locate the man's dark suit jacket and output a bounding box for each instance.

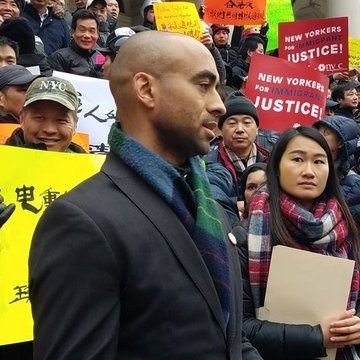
[29,153,262,359]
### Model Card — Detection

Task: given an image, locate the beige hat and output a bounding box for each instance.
[23,76,79,111]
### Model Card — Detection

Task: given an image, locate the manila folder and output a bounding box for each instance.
[257,245,355,360]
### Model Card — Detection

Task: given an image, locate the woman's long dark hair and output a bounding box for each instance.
[266,126,360,264]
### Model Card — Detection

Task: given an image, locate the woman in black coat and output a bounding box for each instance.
[235,126,360,359]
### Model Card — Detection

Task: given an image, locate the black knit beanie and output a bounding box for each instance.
[218,91,259,129]
[0,18,35,55]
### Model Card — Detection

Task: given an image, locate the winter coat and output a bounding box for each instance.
[214,44,239,87]
[206,161,240,227]
[216,44,239,67]
[97,21,110,48]
[205,140,268,201]
[334,106,356,120]
[209,45,227,84]
[5,127,86,153]
[0,113,18,124]
[107,16,117,33]
[314,116,360,226]
[47,41,103,78]
[233,222,328,360]
[23,4,70,55]
[256,129,280,152]
[18,53,52,76]
[142,19,155,30]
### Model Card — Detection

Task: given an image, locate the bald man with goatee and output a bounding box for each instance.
[29,31,263,360]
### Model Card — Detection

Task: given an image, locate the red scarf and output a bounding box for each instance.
[247,187,360,310]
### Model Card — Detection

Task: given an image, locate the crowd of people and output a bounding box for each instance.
[0,0,360,359]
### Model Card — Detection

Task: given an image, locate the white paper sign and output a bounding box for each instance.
[26,66,41,75]
[53,71,116,152]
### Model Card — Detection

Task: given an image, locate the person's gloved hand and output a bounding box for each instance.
[0,194,15,228]
[260,21,269,36]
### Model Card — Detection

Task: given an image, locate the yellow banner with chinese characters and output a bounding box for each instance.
[154,1,204,40]
[0,146,105,345]
[349,37,360,69]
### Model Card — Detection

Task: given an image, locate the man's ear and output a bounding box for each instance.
[133,72,156,109]
[0,91,4,109]
[19,110,25,125]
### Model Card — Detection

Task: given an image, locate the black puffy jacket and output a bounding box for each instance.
[5,127,86,153]
[233,223,327,360]
[18,53,52,76]
[47,41,103,78]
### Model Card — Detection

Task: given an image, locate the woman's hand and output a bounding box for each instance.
[329,309,360,346]
[321,309,360,348]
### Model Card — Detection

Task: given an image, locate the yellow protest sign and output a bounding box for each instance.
[154,1,204,40]
[349,37,360,69]
[0,146,105,345]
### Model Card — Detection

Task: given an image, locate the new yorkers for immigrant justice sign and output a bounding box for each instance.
[245,54,329,132]
[278,17,348,74]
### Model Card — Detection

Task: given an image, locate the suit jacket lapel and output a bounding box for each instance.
[226,239,242,351]
[102,153,227,338]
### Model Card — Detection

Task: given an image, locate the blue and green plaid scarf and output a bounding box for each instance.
[109,122,231,323]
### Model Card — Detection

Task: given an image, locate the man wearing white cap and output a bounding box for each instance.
[141,0,162,30]
[98,26,136,79]
[86,0,109,47]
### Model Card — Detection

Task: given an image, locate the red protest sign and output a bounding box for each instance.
[245,54,329,132]
[204,0,266,26]
[278,17,348,74]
